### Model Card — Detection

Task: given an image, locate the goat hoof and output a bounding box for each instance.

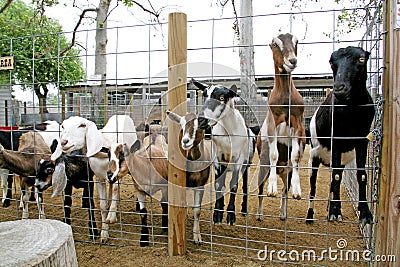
[306,209,314,224]
[2,199,10,208]
[292,194,301,200]
[226,212,236,225]
[106,212,117,224]
[140,236,149,247]
[213,210,223,224]
[193,233,202,244]
[100,231,109,243]
[358,204,373,226]
[279,215,286,221]
[256,214,263,221]
[266,192,277,197]
[140,240,149,247]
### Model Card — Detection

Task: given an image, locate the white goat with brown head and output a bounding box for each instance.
[51,115,137,243]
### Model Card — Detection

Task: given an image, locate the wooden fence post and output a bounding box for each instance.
[375,0,400,265]
[167,12,187,256]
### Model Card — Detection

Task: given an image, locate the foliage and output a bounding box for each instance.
[0,0,85,107]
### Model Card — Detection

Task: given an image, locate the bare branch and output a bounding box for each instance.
[128,0,160,18]
[0,0,14,14]
[60,8,97,56]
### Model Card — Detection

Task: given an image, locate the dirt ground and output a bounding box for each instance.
[0,145,370,267]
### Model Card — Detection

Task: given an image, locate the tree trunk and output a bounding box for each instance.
[0,219,78,267]
[239,0,257,126]
[34,84,49,121]
[93,0,111,125]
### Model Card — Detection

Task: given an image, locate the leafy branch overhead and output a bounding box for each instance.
[0,0,85,113]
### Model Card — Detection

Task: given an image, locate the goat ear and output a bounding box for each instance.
[123,144,130,157]
[50,139,58,153]
[51,141,63,161]
[166,110,181,124]
[191,79,208,91]
[229,85,238,97]
[130,140,141,154]
[86,122,103,157]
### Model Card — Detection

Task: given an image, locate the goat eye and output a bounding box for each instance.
[219,96,225,101]
[78,123,86,128]
[358,57,365,63]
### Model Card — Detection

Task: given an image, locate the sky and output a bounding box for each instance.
[14,0,372,101]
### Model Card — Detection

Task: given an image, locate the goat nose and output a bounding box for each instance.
[334,83,345,92]
[182,137,190,144]
[61,139,68,147]
[289,58,297,66]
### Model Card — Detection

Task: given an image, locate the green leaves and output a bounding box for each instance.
[0,0,85,101]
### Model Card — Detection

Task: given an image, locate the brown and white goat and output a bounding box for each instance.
[107,133,168,247]
[0,132,53,219]
[166,110,211,244]
[256,33,306,220]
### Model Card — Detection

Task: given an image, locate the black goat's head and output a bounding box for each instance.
[330,46,370,102]
[35,159,55,192]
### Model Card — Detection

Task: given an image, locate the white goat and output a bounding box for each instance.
[194,81,256,225]
[51,115,137,242]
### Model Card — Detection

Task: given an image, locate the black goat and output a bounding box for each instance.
[306,46,375,225]
[36,140,98,239]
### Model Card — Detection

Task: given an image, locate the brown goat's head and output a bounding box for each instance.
[270,33,298,74]
[107,143,130,183]
[166,111,204,151]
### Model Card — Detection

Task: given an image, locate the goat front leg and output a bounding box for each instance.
[267,135,279,196]
[36,189,45,219]
[213,163,227,224]
[106,181,120,224]
[241,164,248,215]
[137,190,149,247]
[96,178,109,243]
[83,178,98,240]
[306,154,320,224]
[1,169,12,207]
[18,178,30,219]
[356,142,373,225]
[256,140,270,221]
[328,151,343,222]
[160,187,168,233]
[193,186,204,244]
[280,172,292,220]
[226,167,240,225]
[290,137,302,199]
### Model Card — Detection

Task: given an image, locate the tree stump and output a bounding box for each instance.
[0,219,78,267]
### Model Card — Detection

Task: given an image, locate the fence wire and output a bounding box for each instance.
[0,2,385,266]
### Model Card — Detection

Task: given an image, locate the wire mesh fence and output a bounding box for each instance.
[0,1,386,266]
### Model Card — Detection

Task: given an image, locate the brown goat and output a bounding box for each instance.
[257,33,306,220]
[107,133,168,247]
[167,111,211,243]
[0,132,53,219]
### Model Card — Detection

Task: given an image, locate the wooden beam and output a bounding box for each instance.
[167,12,187,256]
[376,0,400,265]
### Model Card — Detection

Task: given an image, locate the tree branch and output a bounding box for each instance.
[59,8,97,57]
[0,0,13,14]
[127,0,160,18]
